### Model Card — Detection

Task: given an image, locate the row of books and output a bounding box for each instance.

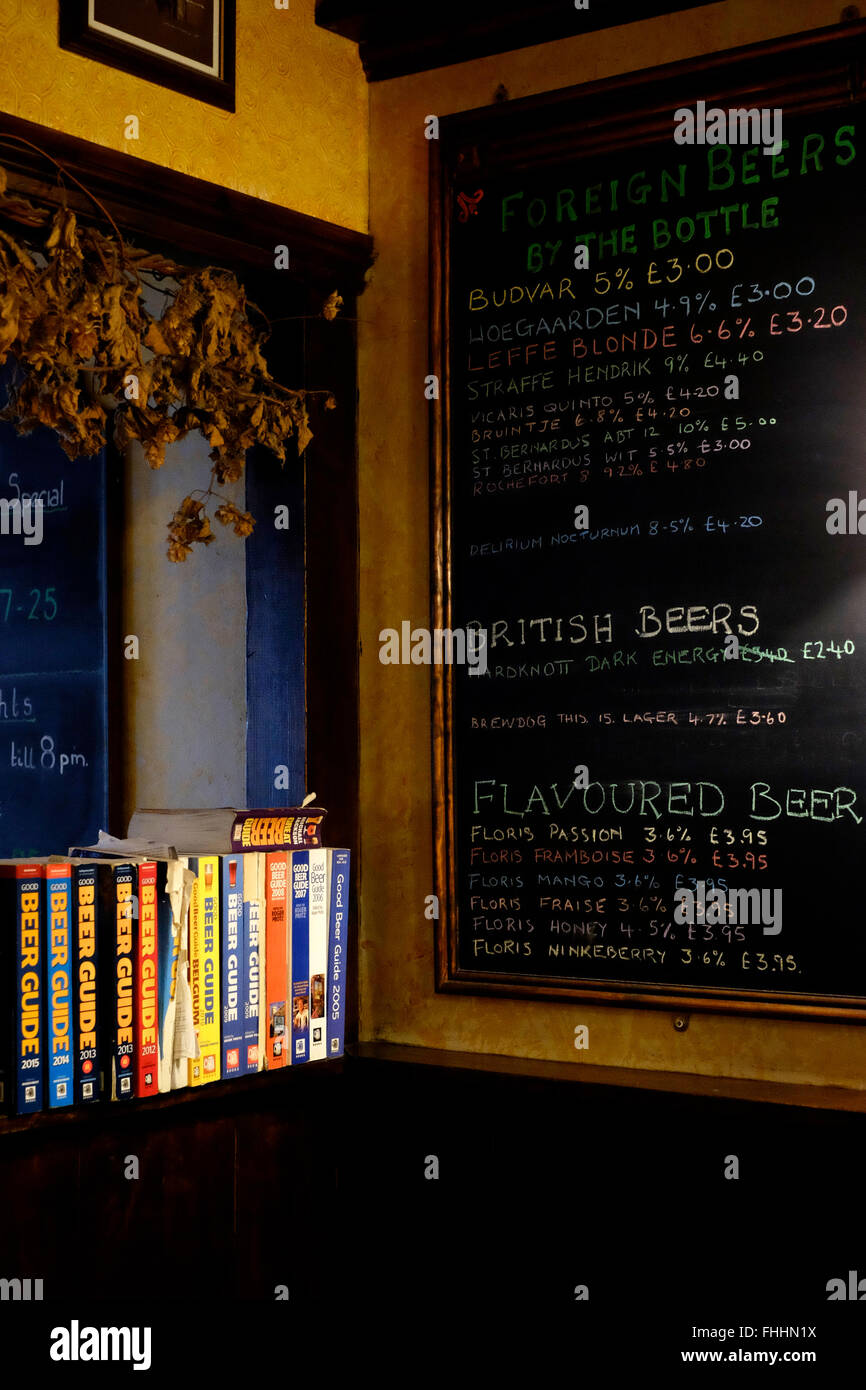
[0,847,349,1116]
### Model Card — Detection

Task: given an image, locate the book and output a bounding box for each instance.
[170,859,196,1092]
[307,849,329,1062]
[264,851,290,1069]
[290,851,310,1065]
[136,861,160,1098]
[125,805,326,855]
[45,862,74,1109]
[0,841,350,1114]
[230,810,325,852]
[188,856,220,1085]
[0,862,45,1114]
[242,852,265,1074]
[106,863,137,1101]
[72,862,114,1104]
[221,855,244,1078]
[156,860,183,1094]
[199,856,221,1084]
[328,850,350,1060]
[188,858,203,1086]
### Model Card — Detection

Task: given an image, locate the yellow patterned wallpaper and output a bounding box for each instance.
[0,0,368,231]
[358,0,866,1090]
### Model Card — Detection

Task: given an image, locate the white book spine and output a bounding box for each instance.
[307,849,329,1062]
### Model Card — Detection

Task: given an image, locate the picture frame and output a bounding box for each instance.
[59,1,236,112]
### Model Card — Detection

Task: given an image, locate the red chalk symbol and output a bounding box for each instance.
[457,190,484,222]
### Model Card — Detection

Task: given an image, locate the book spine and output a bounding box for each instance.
[156,862,178,1094]
[198,856,221,1083]
[231,811,326,851]
[264,851,289,1069]
[188,857,203,1086]
[221,855,244,1078]
[290,851,310,1065]
[170,858,191,1092]
[74,866,101,1104]
[45,863,74,1109]
[307,849,329,1062]
[136,862,159,1098]
[240,851,264,1074]
[110,864,137,1101]
[0,879,13,1112]
[17,865,45,1114]
[328,851,350,1059]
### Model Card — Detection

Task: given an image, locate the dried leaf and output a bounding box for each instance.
[322,291,343,321]
[45,207,80,254]
[297,414,313,455]
[215,502,255,537]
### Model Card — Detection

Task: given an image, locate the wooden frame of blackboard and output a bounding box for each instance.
[430,19,866,1020]
[0,109,371,1060]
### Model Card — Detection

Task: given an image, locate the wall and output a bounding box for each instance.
[121,279,247,817]
[0,0,367,232]
[357,0,866,1089]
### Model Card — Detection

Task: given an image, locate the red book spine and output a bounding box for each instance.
[136,862,159,1097]
[264,851,289,1069]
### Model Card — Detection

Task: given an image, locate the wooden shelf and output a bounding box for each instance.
[0,1057,344,1137]
[351,1041,866,1113]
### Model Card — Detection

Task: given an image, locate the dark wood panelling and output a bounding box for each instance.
[234,1069,343,1303]
[316,0,721,81]
[342,1049,866,1347]
[0,111,372,296]
[0,1064,344,1304]
[0,1134,78,1290]
[78,1116,237,1301]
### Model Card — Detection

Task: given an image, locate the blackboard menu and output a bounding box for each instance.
[0,387,109,856]
[432,30,866,1016]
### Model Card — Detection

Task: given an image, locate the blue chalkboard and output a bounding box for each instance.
[245,441,306,805]
[0,371,109,855]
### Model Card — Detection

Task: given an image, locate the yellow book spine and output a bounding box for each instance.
[198,855,221,1084]
[188,869,203,1087]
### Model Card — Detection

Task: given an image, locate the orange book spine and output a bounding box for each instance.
[264,851,289,1069]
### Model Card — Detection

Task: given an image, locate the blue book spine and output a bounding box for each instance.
[221,855,244,1077]
[327,851,350,1059]
[242,892,262,1075]
[46,863,74,1108]
[290,851,310,1064]
[74,864,102,1104]
[16,866,44,1114]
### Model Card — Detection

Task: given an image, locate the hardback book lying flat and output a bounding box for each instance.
[126,805,326,854]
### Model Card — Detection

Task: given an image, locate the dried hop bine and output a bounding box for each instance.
[0,158,342,560]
